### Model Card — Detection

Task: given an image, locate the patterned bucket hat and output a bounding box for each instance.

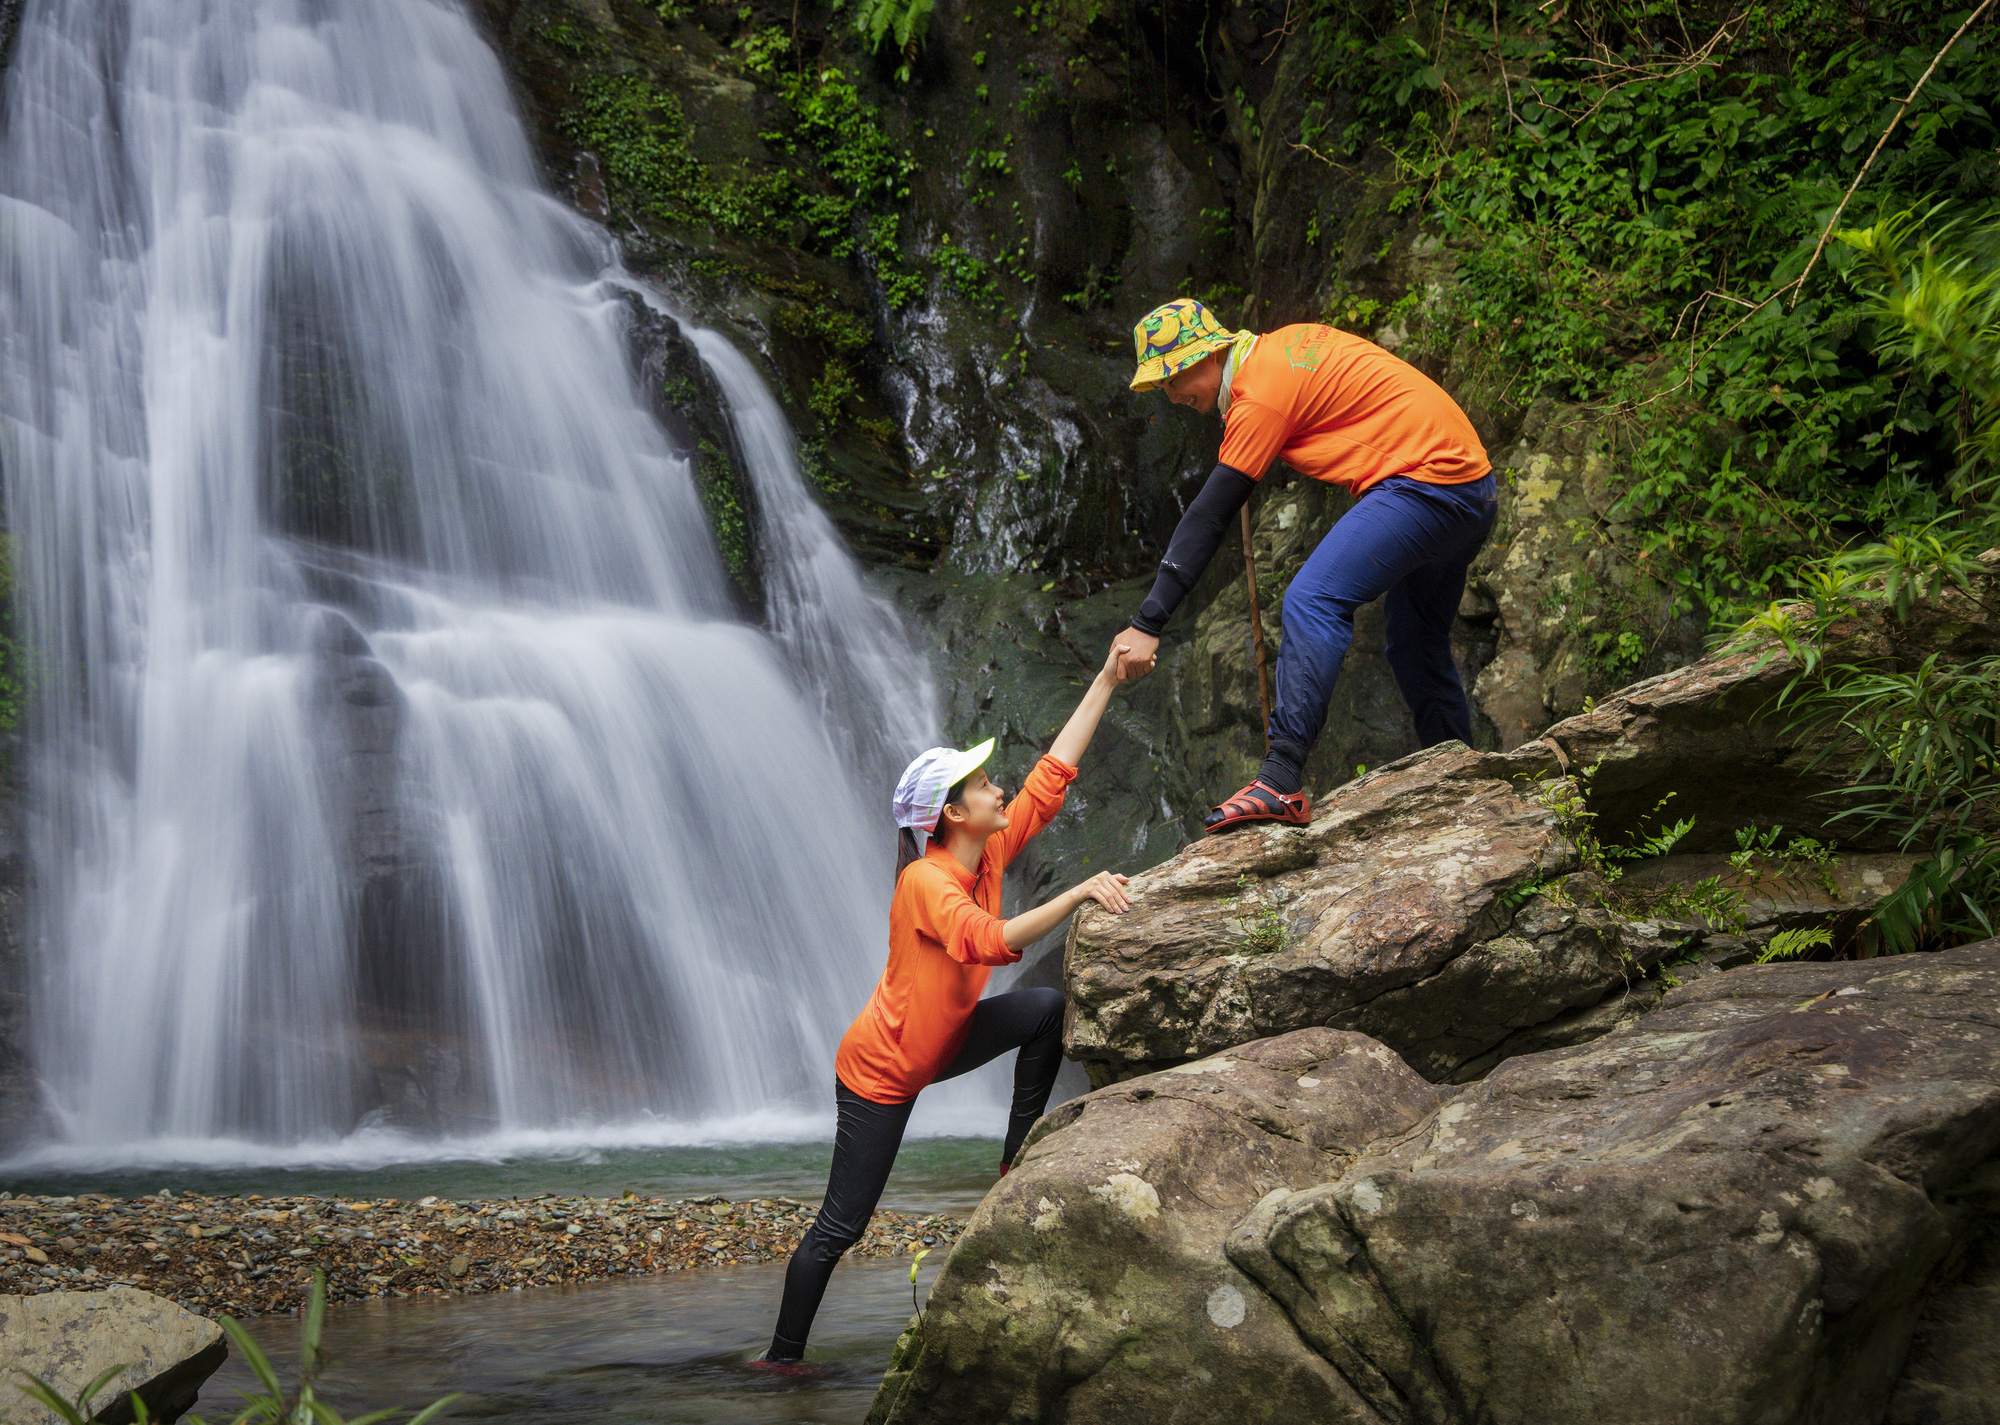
[1130,298,1242,392]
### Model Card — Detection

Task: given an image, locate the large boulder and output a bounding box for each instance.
[867,1028,1444,1425]
[1064,557,1999,1086]
[878,940,2000,1425]
[1062,741,1709,1085]
[1510,547,1999,852]
[0,1289,225,1425]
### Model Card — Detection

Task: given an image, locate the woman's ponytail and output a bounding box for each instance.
[894,826,924,884]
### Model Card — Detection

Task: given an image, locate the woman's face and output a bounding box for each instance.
[940,768,1009,841]
[1162,351,1223,413]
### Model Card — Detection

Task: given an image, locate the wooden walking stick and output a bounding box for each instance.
[1240,504,1272,751]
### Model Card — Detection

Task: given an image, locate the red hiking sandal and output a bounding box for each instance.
[1203,779,1311,834]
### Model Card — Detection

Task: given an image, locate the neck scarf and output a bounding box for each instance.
[1216,331,1259,417]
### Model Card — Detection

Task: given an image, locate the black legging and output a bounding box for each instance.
[767,986,1066,1360]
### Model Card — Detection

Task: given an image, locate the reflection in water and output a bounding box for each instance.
[204,1258,922,1424]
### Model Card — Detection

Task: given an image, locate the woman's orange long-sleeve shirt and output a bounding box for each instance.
[834,754,1077,1104]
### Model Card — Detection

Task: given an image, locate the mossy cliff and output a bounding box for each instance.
[465,0,1999,886]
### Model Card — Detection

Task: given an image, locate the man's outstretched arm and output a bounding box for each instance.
[1113,463,1256,681]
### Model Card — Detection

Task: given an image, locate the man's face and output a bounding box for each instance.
[1161,351,1223,414]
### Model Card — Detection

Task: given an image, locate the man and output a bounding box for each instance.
[1113,297,1497,831]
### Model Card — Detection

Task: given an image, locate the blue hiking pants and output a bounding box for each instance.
[1268,473,1498,767]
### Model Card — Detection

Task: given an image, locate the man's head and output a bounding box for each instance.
[1160,351,1223,413]
[1128,298,1242,405]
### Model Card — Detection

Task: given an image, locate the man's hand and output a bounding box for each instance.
[1111,627,1160,683]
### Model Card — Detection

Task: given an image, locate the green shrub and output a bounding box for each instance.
[1299,0,2000,625]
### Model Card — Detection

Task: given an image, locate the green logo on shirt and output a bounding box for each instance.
[1284,327,1333,370]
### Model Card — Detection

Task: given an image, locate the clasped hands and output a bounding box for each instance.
[1107,627,1159,684]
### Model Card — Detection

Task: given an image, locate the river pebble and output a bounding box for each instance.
[0,1189,965,1318]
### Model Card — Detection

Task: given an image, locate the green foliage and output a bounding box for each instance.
[1758,925,1836,962]
[1798,651,2000,946]
[1733,518,1998,953]
[933,233,998,307]
[1232,874,1289,952]
[775,68,923,305]
[1528,768,1697,884]
[731,26,794,77]
[559,75,791,236]
[13,1274,457,1425]
[695,437,752,587]
[1841,208,2000,505]
[1520,766,1749,929]
[1301,0,2000,625]
[1649,875,1752,930]
[775,301,872,352]
[856,0,936,81]
[1728,824,1840,895]
[810,358,860,425]
[0,535,21,734]
[561,50,926,308]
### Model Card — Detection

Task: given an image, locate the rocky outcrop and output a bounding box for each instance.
[1060,741,1720,1085]
[0,1289,225,1425]
[877,939,2000,1425]
[1515,547,1999,851]
[1066,559,1995,1087]
[868,1028,1445,1425]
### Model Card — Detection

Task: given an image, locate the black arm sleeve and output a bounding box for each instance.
[1129,463,1256,636]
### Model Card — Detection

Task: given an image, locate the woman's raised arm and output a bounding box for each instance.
[1046,642,1131,769]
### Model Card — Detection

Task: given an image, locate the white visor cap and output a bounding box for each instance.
[892,737,996,842]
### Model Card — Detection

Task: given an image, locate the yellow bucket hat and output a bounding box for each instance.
[1129,298,1243,392]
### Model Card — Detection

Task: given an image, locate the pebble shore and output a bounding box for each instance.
[0,1189,966,1318]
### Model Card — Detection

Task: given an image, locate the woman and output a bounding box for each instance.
[1110,297,1497,830]
[762,642,1136,1366]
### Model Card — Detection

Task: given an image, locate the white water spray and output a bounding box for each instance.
[0,0,939,1151]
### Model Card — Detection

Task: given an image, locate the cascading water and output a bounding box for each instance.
[0,0,941,1155]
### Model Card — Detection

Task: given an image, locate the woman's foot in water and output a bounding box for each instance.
[746,1355,834,1378]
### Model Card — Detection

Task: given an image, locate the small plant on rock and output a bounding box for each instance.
[1757,926,1835,964]
[1231,875,1289,954]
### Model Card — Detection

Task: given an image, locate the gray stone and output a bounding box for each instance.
[881,940,2000,1425]
[1061,741,1709,1085]
[0,1289,225,1425]
[1491,547,2000,851]
[868,1029,1443,1425]
[1887,1202,2000,1424]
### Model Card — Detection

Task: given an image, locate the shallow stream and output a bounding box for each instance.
[199,1257,919,1424]
[6,1139,995,1423]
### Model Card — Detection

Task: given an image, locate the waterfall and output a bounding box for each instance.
[0,0,938,1154]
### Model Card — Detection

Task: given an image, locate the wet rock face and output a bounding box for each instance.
[868,1029,1443,1425]
[1061,742,1666,1085]
[878,940,2000,1425]
[0,1288,225,1425]
[1518,548,2000,851]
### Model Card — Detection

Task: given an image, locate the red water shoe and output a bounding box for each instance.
[1203,780,1311,833]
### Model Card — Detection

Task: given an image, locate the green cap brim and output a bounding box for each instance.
[943,737,996,790]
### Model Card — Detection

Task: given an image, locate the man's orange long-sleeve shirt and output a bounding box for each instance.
[835,754,1077,1104]
[1219,324,1490,494]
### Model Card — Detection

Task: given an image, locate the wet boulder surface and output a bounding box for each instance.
[867,1028,1445,1425]
[1059,741,1694,1087]
[878,940,2000,1425]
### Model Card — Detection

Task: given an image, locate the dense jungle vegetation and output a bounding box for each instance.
[1295,0,2000,947]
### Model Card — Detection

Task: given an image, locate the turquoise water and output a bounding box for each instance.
[0,1137,1002,1216]
[202,1256,928,1424]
